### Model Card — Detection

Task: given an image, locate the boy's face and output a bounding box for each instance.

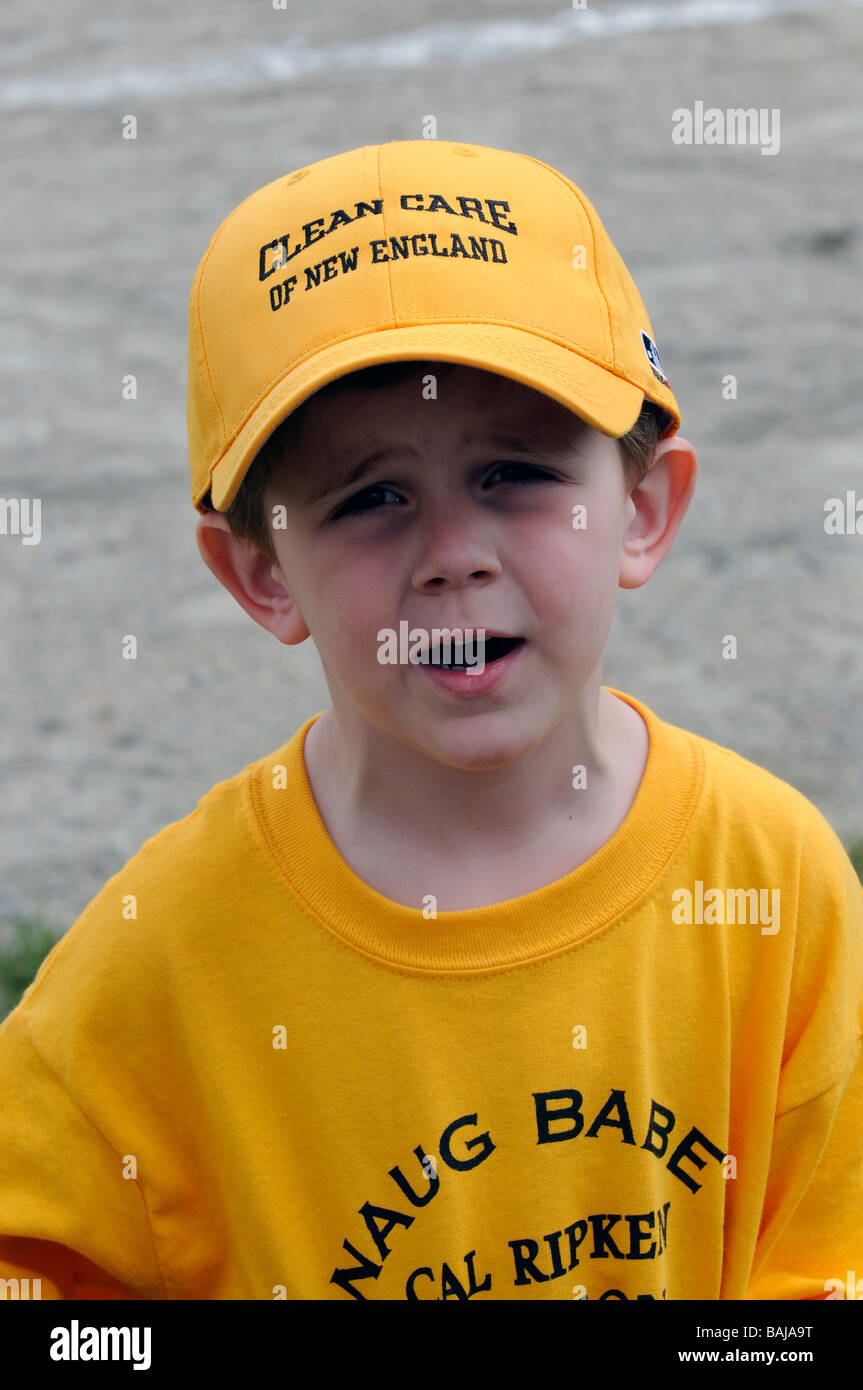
[243,362,678,770]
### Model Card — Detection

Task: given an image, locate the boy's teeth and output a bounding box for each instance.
[428,636,520,666]
[432,640,482,666]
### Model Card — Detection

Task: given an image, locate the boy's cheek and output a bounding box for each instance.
[529,542,616,605]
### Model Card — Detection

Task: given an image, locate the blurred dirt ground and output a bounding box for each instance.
[1,0,862,935]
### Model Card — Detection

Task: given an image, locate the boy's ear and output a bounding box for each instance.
[618,435,698,590]
[195,511,311,645]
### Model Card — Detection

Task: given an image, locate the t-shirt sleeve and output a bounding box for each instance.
[743,1036,863,1299]
[0,1006,165,1301]
[743,823,863,1301]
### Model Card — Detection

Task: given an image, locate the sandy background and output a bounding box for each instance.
[1,0,862,938]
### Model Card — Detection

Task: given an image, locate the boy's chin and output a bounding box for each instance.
[399,710,539,772]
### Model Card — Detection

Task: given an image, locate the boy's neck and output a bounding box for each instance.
[301,685,649,910]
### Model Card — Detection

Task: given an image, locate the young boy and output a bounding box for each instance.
[1,140,861,1303]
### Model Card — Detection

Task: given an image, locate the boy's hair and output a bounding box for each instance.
[200,362,673,564]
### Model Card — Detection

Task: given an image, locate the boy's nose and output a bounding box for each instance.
[410,514,503,590]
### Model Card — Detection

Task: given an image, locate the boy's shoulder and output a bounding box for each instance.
[646,694,852,861]
[102,740,284,894]
[620,691,862,950]
[9,732,302,1027]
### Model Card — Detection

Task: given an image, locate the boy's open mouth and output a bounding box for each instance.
[425,636,524,669]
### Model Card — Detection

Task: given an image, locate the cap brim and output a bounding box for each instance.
[205,322,661,512]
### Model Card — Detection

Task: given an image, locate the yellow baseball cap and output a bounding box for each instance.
[188,139,681,512]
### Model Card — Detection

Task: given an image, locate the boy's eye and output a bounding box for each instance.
[485,463,556,488]
[331,485,404,518]
[330,464,555,519]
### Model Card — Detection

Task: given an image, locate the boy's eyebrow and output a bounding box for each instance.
[304,427,587,506]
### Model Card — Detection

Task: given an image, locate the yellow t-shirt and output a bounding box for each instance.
[1,688,861,1302]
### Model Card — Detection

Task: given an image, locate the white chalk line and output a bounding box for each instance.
[1,0,861,110]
